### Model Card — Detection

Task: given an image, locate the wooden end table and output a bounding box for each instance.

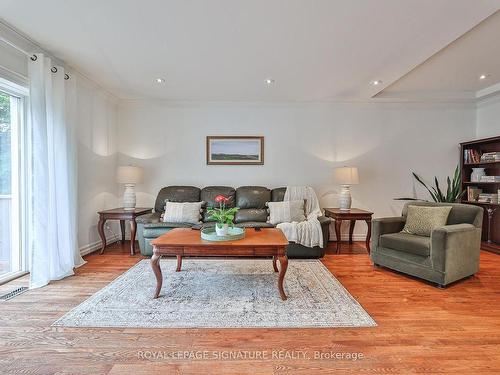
[150,228,290,300]
[97,207,152,255]
[324,208,373,254]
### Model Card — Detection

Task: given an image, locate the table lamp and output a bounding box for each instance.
[116,166,143,210]
[334,166,359,211]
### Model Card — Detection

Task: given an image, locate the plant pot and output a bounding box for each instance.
[215,223,229,236]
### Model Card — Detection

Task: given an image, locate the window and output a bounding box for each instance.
[0,82,27,284]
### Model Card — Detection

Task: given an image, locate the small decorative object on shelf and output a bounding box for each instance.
[467,186,482,202]
[207,195,239,236]
[471,168,486,182]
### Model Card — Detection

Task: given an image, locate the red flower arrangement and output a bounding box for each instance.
[207,195,239,234]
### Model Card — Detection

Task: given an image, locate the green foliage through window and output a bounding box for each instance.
[0,92,11,195]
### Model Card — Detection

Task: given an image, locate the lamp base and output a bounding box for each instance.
[123,184,136,210]
[339,185,352,211]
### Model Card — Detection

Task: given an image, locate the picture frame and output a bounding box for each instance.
[206,136,264,165]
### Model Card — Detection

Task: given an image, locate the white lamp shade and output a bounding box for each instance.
[116,166,143,184]
[334,167,359,185]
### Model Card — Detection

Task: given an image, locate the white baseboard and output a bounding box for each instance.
[328,233,369,241]
[79,233,120,257]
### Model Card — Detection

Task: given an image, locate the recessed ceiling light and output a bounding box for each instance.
[371,80,382,86]
[155,78,165,83]
[479,74,489,80]
[265,78,275,85]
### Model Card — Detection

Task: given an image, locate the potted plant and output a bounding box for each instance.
[207,195,239,236]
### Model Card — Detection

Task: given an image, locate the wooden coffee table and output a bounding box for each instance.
[150,228,290,300]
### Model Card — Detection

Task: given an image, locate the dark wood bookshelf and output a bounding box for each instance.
[460,136,500,254]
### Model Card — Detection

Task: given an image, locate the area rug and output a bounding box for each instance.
[54,259,376,328]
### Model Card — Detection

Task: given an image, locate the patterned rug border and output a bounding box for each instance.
[53,258,376,329]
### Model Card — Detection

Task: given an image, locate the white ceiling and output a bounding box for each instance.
[378,10,500,100]
[0,0,499,101]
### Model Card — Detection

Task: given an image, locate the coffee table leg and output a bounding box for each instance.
[176,255,182,272]
[272,256,278,272]
[151,253,163,299]
[278,255,288,300]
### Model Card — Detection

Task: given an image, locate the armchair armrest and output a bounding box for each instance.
[136,212,162,224]
[371,217,406,254]
[431,224,481,277]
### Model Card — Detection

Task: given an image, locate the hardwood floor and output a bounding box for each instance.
[1,240,499,374]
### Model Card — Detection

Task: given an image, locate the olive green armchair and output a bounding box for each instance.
[370,202,483,287]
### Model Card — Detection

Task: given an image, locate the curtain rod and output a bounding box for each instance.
[0,36,70,79]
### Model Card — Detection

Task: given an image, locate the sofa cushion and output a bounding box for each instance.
[234,208,268,223]
[380,232,430,257]
[201,186,236,221]
[154,186,200,213]
[163,201,203,224]
[236,186,270,209]
[402,205,452,236]
[271,187,286,202]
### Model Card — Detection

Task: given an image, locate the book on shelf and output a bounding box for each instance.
[479,175,500,182]
[477,193,498,203]
[480,151,500,162]
[464,149,482,164]
[467,186,482,202]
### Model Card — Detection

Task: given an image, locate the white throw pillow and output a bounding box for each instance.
[267,200,306,225]
[163,201,203,224]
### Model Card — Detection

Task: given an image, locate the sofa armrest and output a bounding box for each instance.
[136,212,161,224]
[318,216,331,248]
[430,224,481,275]
[318,215,332,226]
[371,217,406,254]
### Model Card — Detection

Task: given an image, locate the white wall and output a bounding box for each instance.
[117,100,476,239]
[476,95,500,139]
[75,76,120,253]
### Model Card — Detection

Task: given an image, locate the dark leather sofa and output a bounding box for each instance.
[136,186,331,258]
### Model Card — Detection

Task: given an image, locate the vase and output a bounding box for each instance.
[471,168,486,182]
[215,223,229,236]
[339,185,352,211]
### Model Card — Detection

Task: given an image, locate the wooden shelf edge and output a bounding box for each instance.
[462,201,500,207]
[481,241,500,255]
[462,181,500,184]
[463,161,500,166]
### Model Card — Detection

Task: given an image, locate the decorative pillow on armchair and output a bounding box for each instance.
[267,200,306,225]
[163,201,203,224]
[402,205,452,236]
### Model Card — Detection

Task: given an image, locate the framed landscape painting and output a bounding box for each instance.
[206,136,264,165]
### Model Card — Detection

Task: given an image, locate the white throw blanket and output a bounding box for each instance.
[276,186,324,248]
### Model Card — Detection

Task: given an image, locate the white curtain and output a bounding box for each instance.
[28,53,84,289]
